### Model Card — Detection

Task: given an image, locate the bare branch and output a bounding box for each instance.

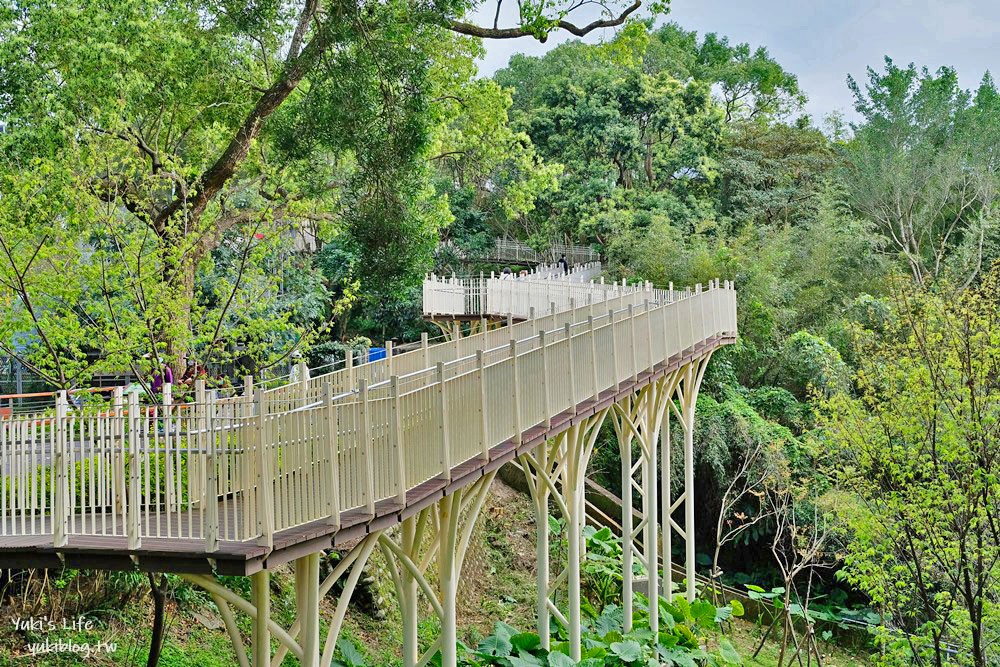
[448,0,641,40]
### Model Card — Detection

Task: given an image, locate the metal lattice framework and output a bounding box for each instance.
[0,268,736,666]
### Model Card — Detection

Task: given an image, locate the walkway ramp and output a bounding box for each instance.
[0,278,736,575]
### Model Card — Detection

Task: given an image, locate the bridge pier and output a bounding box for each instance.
[611,372,679,633]
[520,410,608,661]
[178,533,379,667]
[379,471,497,667]
[662,353,713,603]
[252,570,271,667]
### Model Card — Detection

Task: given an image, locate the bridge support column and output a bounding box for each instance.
[179,533,379,667]
[251,570,270,667]
[519,409,608,661]
[295,553,321,667]
[663,354,712,603]
[379,471,497,667]
[610,372,679,634]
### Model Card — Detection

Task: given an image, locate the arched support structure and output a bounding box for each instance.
[609,370,681,633]
[519,409,609,661]
[180,532,379,667]
[662,353,713,604]
[379,471,498,667]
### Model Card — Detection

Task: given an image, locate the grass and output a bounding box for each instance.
[727,619,870,667]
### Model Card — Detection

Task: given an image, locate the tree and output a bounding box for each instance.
[1,0,656,384]
[496,32,724,246]
[845,60,1000,286]
[647,23,805,122]
[820,268,1000,667]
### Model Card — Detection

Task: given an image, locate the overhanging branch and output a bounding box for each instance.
[447,0,641,40]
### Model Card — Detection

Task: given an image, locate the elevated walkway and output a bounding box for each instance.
[0,279,736,576]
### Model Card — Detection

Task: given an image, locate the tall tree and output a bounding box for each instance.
[820,268,1000,667]
[845,59,1000,286]
[0,0,660,385]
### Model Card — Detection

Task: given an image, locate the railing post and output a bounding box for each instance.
[436,364,452,480]
[194,379,206,509]
[298,361,309,402]
[241,375,253,417]
[662,293,671,358]
[127,391,141,550]
[645,299,654,372]
[675,295,684,354]
[345,349,354,388]
[511,340,522,444]
[564,323,576,413]
[687,290,696,349]
[204,390,219,553]
[421,332,430,368]
[385,340,394,377]
[255,389,274,548]
[609,310,620,392]
[628,304,639,383]
[390,376,407,505]
[113,387,125,515]
[540,330,551,428]
[358,379,375,515]
[588,316,599,402]
[323,382,341,529]
[53,391,68,547]
[476,351,490,462]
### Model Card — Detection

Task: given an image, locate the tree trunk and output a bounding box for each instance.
[147,573,169,667]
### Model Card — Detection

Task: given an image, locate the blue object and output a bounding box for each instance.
[368,347,387,362]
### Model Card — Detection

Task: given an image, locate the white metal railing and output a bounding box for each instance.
[0,279,736,553]
[441,238,600,266]
[423,262,604,318]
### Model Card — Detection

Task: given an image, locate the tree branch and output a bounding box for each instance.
[153,14,339,233]
[447,0,641,40]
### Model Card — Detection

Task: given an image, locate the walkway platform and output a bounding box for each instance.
[0,335,732,575]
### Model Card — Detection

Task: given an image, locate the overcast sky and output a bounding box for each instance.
[475,0,1000,123]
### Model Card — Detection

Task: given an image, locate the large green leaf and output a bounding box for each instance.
[547,652,576,667]
[690,599,718,627]
[477,633,513,658]
[718,638,742,664]
[336,639,367,667]
[510,632,542,653]
[610,639,643,663]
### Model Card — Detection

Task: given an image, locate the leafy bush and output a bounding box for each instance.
[332,597,743,666]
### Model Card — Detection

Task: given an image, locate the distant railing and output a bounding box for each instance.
[442,238,600,266]
[0,279,737,553]
[423,262,605,318]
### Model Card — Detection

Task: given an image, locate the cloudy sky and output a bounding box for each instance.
[475,0,1000,122]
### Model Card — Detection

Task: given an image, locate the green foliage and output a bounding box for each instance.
[845,59,1000,285]
[582,526,626,608]
[819,268,1000,665]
